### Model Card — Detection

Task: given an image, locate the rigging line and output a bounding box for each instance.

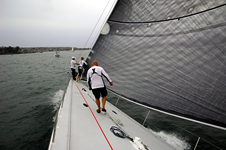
[108,91,223,149]
[112,100,168,132]
[113,22,226,37]
[107,112,134,142]
[107,88,226,131]
[84,0,111,48]
[108,92,223,149]
[76,49,84,64]
[87,92,134,142]
[113,101,173,134]
[90,0,118,49]
[88,88,219,146]
[76,84,113,150]
[108,3,226,24]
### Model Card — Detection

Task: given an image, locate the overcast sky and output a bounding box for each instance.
[0,0,116,48]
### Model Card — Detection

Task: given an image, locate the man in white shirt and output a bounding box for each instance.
[87,60,113,113]
[70,56,79,80]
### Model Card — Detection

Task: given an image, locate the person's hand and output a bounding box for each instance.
[110,82,113,86]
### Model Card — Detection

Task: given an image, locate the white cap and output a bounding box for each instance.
[72,56,75,59]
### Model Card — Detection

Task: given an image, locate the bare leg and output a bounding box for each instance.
[102,96,106,109]
[96,99,101,111]
[77,76,81,81]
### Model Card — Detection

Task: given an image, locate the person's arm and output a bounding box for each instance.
[87,71,92,90]
[101,69,113,86]
[83,60,87,65]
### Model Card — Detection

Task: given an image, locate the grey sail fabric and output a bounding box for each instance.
[83,0,226,128]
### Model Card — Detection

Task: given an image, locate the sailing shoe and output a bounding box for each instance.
[102,108,106,112]
[96,109,101,113]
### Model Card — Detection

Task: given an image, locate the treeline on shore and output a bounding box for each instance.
[0,46,21,55]
[0,46,91,55]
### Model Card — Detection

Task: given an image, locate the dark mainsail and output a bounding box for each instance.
[83,0,226,129]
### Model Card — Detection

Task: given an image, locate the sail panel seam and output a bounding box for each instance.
[108,3,226,24]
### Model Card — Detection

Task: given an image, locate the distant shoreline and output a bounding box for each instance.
[0,52,36,55]
[0,46,90,55]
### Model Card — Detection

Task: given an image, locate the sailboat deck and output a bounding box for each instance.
[48,79,175,150]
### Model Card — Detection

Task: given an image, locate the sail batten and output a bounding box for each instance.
[108,3,226,24]
[83,0,226,129]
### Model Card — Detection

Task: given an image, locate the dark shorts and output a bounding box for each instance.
[92,87,108,100]
[78,68,82,76]
[71,68,77,80]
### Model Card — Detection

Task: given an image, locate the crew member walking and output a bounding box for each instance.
[87,60,113,113]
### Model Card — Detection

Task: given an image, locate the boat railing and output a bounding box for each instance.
[106,89,223,150]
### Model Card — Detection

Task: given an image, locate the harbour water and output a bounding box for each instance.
[0,51,225,150]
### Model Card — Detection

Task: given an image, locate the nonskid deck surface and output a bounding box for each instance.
[49,79,175,150]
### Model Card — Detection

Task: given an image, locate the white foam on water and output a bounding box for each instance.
[151,130,191,150]
[51,89,64,111]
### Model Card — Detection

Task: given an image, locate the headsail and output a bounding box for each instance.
[84,0,226,129]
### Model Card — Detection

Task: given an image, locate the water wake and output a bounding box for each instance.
[152,130,191,150]
[51,90,64,111]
